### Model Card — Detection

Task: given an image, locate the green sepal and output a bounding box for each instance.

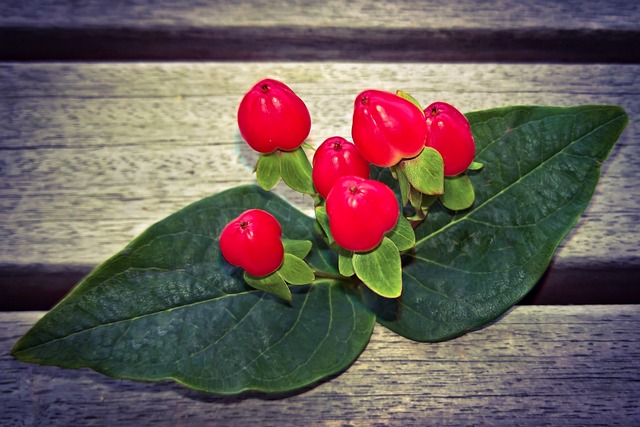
[243,271,292,303]
[282,239,313,259]
[467,161,484,171]
[386,216,415,251]
[395,165,411,206]
[440,174,475,211]
[314,205,334,245]
[396,90,424,115]
[352,237,402,299]
[255,152,281,191]
[277,254,315,285]
[280,147,315,195]
[400,147,444,195]
[338,248,355,277]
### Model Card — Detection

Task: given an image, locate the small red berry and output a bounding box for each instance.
[424,102,475,176]
[312,136,370,199]
[352,90,427,167]
[326,176,399,252]
[237,79,311,154]
[219,209,284,276]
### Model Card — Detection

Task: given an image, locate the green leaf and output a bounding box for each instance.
[400,147,444,195]
[255,152,281,191]
[440,174,475,211]
[282,239,313,259]
[468,161,484,171]
[353,237,402,298]
[376,105,628,341]
[314,205,334,245]
[279,147,315,195]
[394,165,411,206]
[386,216,416,251]
[244,271,292,302]
[277,254,315,285]
[338,248,355,277]
[396,90,424,115]
[12,186,374,394]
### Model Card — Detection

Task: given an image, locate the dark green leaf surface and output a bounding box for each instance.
[12,186,374,394]
[378,105,628,341]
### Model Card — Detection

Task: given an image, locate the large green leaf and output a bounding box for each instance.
[12,186,375,394]
[374,105,628,341]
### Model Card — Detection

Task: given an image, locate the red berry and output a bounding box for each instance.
[219,209,284,277]
[326,176,399,252]
[424,102,475,176]
[352,90,427,167]
[237,79,311,154]
[312,136,370,199]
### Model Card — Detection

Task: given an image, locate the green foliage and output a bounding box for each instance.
[352,237,402,298]
[12,104,628,395]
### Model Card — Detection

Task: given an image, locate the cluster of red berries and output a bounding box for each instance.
[221,78,476,287]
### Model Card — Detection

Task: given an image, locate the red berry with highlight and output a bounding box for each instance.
[326,176,399,252]
[352,90,427,167]
[424,102,475,176]
[238,79,311,154]
[219,209,284,277]
[312,136,370,199]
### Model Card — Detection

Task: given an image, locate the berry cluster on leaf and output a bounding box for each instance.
[222,78,482,301]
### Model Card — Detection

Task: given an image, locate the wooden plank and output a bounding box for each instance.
[2,306,639,425]
[1,1,639,61]
[1,62,638,307]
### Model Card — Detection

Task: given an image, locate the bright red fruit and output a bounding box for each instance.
[351,90,427,167]
[424,102,475,176]
[237,79,311,154]
[219,209,284,277]
[312,136,370,199]
[326,176,399,252]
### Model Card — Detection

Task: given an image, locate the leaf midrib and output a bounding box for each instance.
[414,109,624,250]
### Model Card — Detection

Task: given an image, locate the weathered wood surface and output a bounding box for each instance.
[1,0,639,61]
[2,306,639,426]
[1,62,638,308]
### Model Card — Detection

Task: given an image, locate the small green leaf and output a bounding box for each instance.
[280,147,315,195]
[255,152,281,190]
[353,237,402,298]
[396,90,424,115]
[395,166,411,206]
[282,239,313,259]
[314,205,334,244]
[244,271,292,302]
[440,175,475,211]
[386,216,415,251]
[338,248,355,277]
[277,254,315,285]
[401,147,444,195]
[468,161,484,171]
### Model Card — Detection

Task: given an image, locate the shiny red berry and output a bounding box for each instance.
[312,136,370,199]
[326,176,399,252]
[352,90,427,167]
[237,79,311,154]
[219,209,284,276]
[424,102,475,176]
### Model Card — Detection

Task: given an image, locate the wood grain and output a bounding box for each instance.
[2,306,639,425]
[1,62,639,307]
[1,1,639,61]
